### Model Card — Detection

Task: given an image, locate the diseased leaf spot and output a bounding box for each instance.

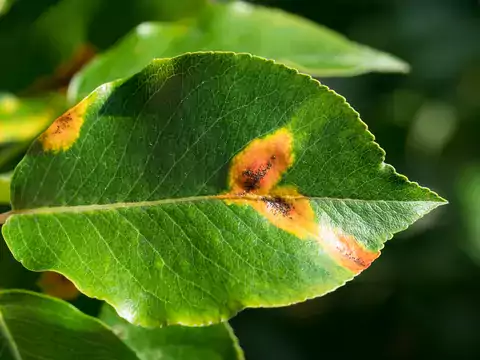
[250,186,317,240]
[39,97,90,153]
[223,127,379,273]
[229,128,293,195]
[319,227,380,272]
[262,195,293,218]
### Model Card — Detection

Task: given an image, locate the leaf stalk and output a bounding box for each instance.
[0,211,12,225]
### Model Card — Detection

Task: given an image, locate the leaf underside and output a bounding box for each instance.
[2,52,444,327]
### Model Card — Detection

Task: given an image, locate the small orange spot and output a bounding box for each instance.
[39,98,88,153]
[223,128,379,273]
[37,271,80,301]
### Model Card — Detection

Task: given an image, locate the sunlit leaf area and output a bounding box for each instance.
[0,0,477,359]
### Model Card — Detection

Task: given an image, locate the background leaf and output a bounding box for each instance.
[0,290,139,359]
[458,166,480,263]
[37,271,81,301]
[0,0,207,92]
[101,304,244,360]
[2,53,444,327]
[0,93,65,145]
[0,0,16,16]
[69,1,408,102]
[0,173,10,204]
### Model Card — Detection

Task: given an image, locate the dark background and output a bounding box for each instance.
[232,0,480,359]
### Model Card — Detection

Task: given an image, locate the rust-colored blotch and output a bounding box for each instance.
[228,128,293,195]
[223,127,379,273]
[318,227,380,273]
[40,99,88,153]
[250,186,317,240]
[37,271,80,301]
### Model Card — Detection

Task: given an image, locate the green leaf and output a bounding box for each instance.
[0,172,10,204]
[0,0,207,92]
[100,304,244,360]
[0,93,65,145]
[0,0,16,16]
[2,53,445,327]
[69,1,409,102]
[0,290,139,359]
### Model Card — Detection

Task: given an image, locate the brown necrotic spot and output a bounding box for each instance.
[318,227,380,273]
[229,128,293,195]
[223,127,379,273]
[262,195,294,218]
[242,157,274,192]
[39,96,90,153]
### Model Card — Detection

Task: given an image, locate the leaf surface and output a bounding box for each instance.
[2,53,444,326]
[0,173,10,204]
[70,1,409,102]
[0,290,138,360]
[100,305,244,360]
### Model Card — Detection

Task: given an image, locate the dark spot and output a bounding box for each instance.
[52,113,72,135]
[242,156,275,192]
[338,248,369,268]
[262,196,294,218]
[349,255,368,268]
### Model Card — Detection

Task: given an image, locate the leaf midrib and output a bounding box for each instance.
[2,194,444,221]
[0,307,23,360]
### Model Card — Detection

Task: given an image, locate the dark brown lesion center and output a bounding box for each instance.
[344,252,369,268]
[241,155,276,192]
[239,154,294,218]
[262,195,294,219]
[52,113,72,135]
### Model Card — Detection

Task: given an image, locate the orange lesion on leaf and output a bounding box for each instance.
[318,227,380,272]
[222,127,379,273]
[39,97,89,153]
[243,186,316,241]
[228,128,294,195]
[37,271,80,301]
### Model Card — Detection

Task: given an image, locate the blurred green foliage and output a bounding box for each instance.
[0,0,206,92]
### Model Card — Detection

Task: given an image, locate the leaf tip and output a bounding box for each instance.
[360,45,411,74]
